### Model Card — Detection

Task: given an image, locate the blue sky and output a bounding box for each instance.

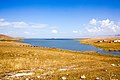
[0,0,120,38]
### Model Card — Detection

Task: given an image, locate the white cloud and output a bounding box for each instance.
[51,30,58,34]
[0,18,47,29]
[99,19,111,28]
[24,31,30,34]
[89,18,97,25]
[87,27,102,33]
[73,30,78,33]
[23,31,35,36]
[12,22,29,28]
[86,19,120,35]
[0,21,11,26]
[31,24,47,28]
[0,18,5,22]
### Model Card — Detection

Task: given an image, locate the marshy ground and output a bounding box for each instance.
[0,41,120,80]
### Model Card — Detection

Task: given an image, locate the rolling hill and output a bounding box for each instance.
[0,34,22,41]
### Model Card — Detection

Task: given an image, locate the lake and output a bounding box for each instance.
[20,39,120,55]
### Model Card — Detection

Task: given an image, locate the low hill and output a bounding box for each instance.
[0,34,22,41]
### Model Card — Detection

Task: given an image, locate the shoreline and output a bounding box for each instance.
[80,37,120,51]
[6,39,120,55]
[19,39,120,56]
[0,41,120,57]
[0,41,120,79]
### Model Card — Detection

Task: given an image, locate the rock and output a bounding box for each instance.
[10,72,34,78]
[62,76,67,80]
[80,75,86,79]
[105,70,108,72]
[95,77,100,80]
[25,78,29,80]
[59,68,67,71]
[111,64,115,66]
[37,76,41,78]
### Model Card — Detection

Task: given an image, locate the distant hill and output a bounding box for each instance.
[0,34,22,41]
[115,34,120,36]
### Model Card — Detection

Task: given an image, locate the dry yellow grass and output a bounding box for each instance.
[0,41,120,80]
[80,37,120,51]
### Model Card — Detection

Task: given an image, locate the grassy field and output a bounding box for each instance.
[0,41,120,80]
[80,37,120,51]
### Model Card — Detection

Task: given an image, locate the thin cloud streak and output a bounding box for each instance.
[0,18,48,29]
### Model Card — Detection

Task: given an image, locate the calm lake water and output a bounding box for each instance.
[20,39,120,55]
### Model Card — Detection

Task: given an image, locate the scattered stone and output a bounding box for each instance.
[80,75,86,79]
[73,68,76,70]
[9,72,34,78]
[59,68,67,71]
[111,64,115,66]
[25,78,29,80]
[62,76,67,80]
[37,76,41,78]
[105,70,108,72]
[95,77,100,80]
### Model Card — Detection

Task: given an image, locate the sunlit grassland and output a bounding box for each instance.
[0,41,120,80]
[80,37,120,51]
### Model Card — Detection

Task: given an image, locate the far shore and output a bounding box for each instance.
[80,37,120,51]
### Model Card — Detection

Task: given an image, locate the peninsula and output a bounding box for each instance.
[80,37,120,51]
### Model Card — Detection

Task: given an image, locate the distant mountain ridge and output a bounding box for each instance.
[0,34,22,41]
[115,34,120,36]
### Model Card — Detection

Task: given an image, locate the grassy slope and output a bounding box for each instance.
[0,41,120,80]
[0,34,23,41]
[80,37,120,51]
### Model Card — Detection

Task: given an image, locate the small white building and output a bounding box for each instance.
[113,40,120,42]
[99,40,103,42]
